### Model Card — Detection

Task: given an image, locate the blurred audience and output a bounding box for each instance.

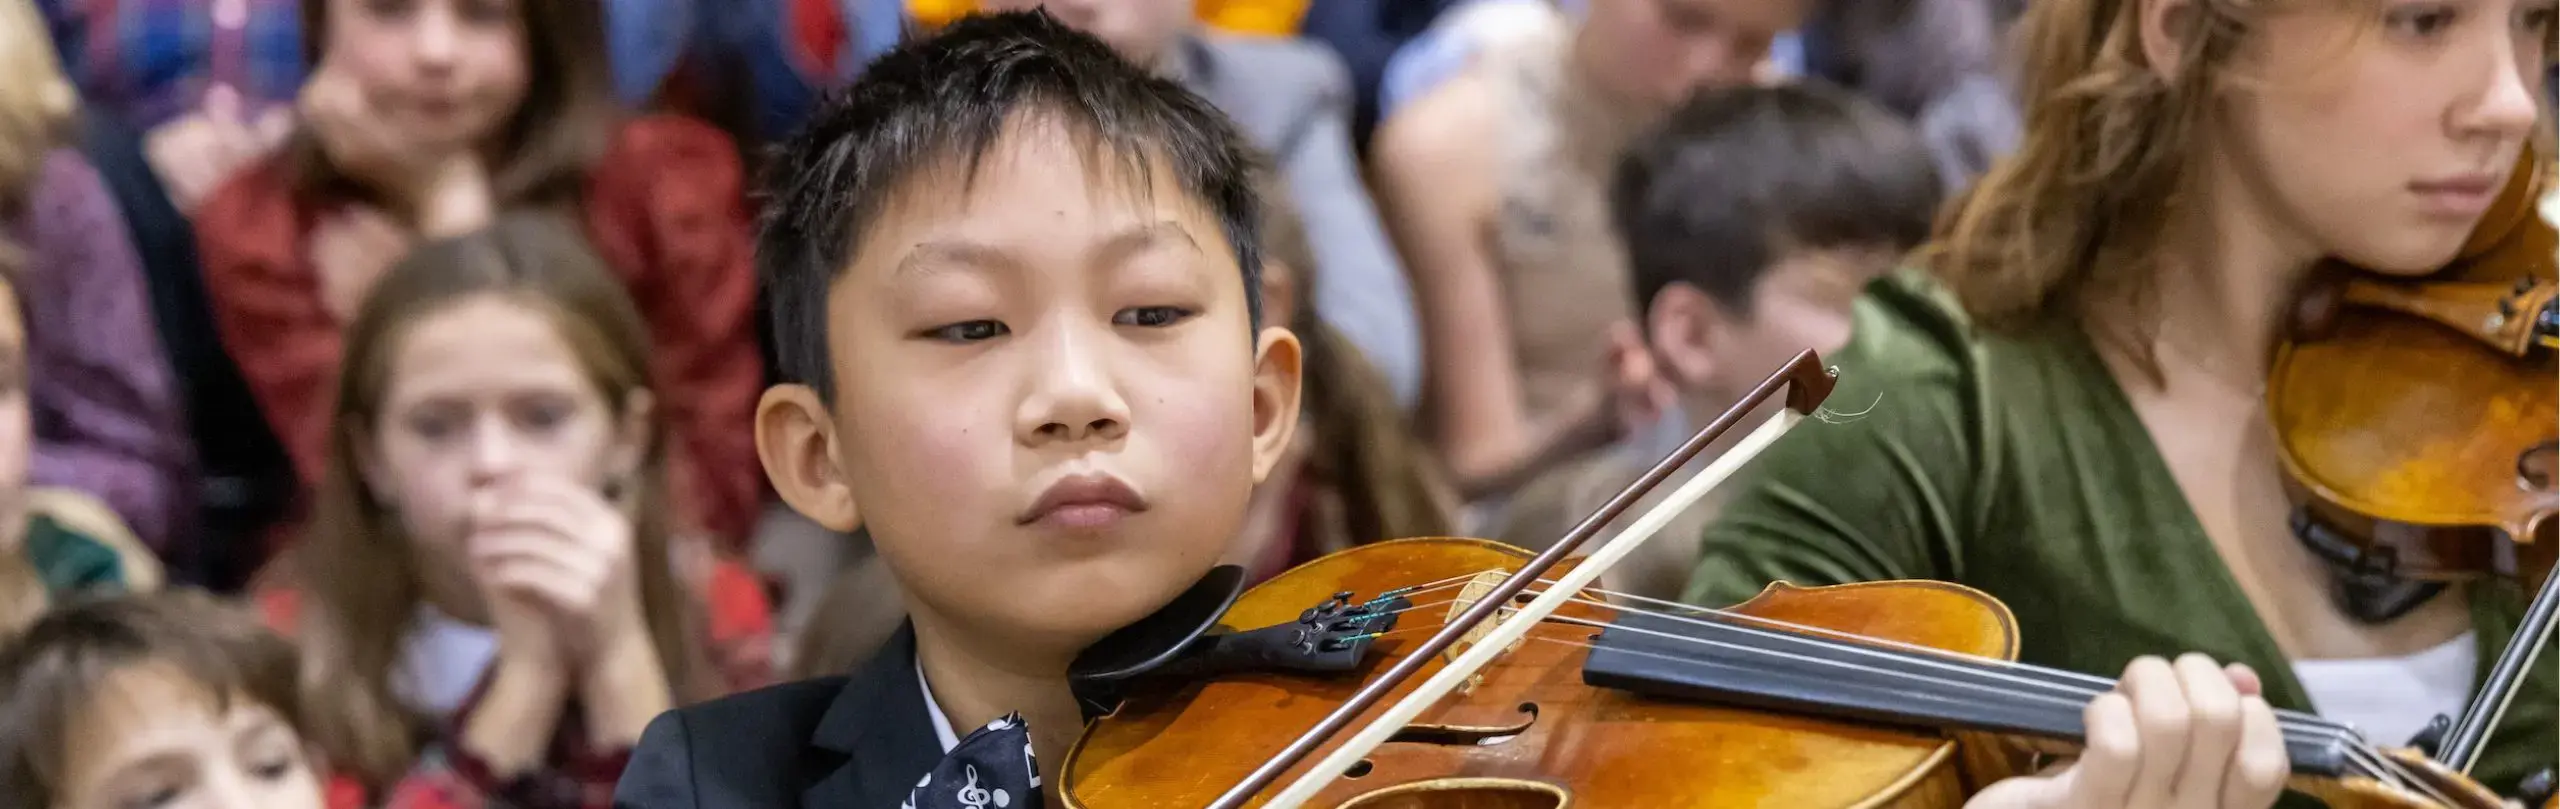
[0,260,164,634]
[1227,169,1456,582]
[1493,80,1941,598]
[980,0,1426,409]
[191,0,765,557]
[1369,0,1805,519]
[2,0,193,561]
[0,592,326,809]
[1797,0,2018,190]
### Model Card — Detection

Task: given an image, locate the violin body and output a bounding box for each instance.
[2267,149,2559,587]
[1063,537,2021,808]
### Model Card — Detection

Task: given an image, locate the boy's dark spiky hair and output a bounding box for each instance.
[756,10,1267,397]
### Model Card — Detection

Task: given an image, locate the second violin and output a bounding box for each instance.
[1059,352,2512,809]
[2268,147,2559,602]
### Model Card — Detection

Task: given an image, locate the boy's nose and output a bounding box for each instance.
[1017,327,1132,446]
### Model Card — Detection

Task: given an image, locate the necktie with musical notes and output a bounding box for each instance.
[902,713,1042,809]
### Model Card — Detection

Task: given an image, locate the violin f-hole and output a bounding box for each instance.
[1383,702,1539,748]
[1335,778,1568,809]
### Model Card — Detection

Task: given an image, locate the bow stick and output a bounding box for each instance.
[1206,349,1839,809]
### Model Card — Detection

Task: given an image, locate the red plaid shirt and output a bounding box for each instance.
[346,683,640,809]
[267,557,775,809]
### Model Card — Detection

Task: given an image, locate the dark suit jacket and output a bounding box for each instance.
[614,625,940,807]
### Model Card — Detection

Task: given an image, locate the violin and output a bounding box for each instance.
[2265,144,2560,794]
[2267,145,2559,600]
[1059,352,2524,809]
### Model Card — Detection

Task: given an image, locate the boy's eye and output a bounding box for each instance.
[250,754,298,780]
[1115,306,1194,328]
[921,320,1009,343]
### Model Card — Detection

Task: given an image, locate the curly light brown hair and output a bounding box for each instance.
[1920,0,2255,339]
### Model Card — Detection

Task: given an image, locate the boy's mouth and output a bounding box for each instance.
[1018,471,1151,529]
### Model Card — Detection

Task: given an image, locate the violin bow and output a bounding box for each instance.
[2434,569,2558,775]
[2435,160,2560,776]
[1205,349,1839,809]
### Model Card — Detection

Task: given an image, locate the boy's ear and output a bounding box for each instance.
[757,384,863,533]
[1247,326,1305,485]
[1645,283,1725,389]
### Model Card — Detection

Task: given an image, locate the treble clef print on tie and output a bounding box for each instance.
[905,712,1040,809]
[956,764,1006,808]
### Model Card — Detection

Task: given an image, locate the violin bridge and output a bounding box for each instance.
[1443,571,1528,693]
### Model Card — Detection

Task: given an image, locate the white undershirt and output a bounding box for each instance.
[920,661,961,752]
[2291,631,2479,748]
[394,606,501,718]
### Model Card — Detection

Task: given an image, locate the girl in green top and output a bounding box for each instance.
[1680,0,2554,805]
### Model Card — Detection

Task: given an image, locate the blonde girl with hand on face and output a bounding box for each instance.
[252,215,772,809]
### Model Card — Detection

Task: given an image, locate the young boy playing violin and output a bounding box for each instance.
[615,10,1302,808]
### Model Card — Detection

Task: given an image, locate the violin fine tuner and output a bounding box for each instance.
[1068,578,1411,719]
[2516,768,2554,807]
[2405,713,2452,759]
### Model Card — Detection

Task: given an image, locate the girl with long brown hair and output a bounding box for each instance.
[1681,0,2554,803]
[194,0,765,568]
[254,215,771,807]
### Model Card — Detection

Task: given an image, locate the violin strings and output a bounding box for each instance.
[1349,571,2362,737]
[1314,571,2442,798]
[1517,606,2418,796]
[1500,622,2405,791]
[1529,603,2363,745]
[1312,571,2408,790]
[1344,584,2373,751]
[1572,582,2362,734]
[1526,584,2411,788]
[1497,631,2444,803]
